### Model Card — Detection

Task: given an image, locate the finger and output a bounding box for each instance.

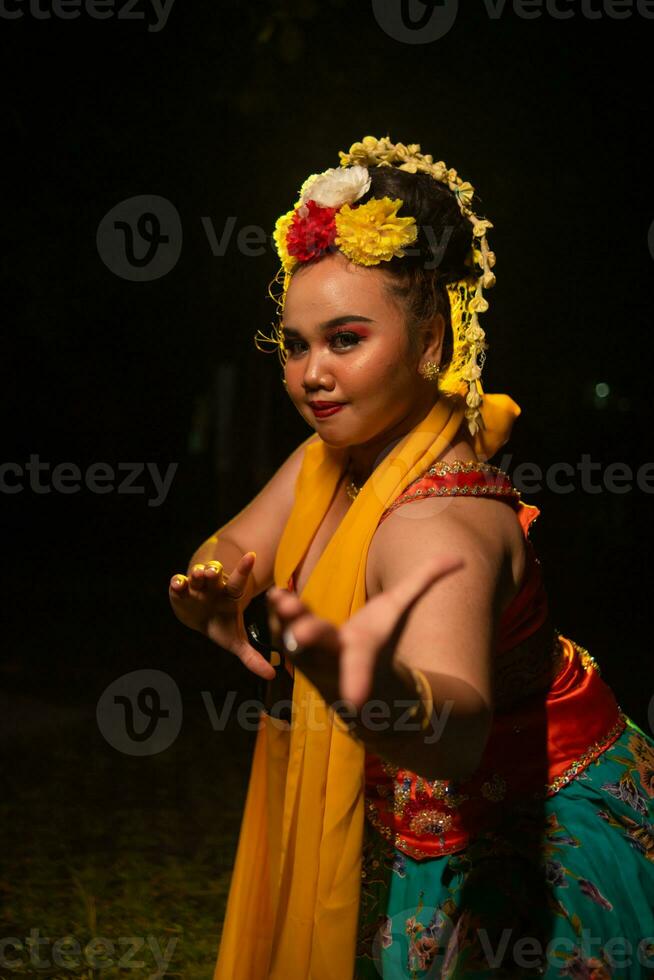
[169,573,188,595]
[355,554,465,641]
[267,590,339,657]
[387,553,465,611]
[338,625,379,709]
[266,588,305,651]
[285,613,341,658]
[203,560,224,583]
[233,640,276,681]
[267,588,307,621]
[340,555,464,708]
[189,563,208,592]
[222,551,256,600]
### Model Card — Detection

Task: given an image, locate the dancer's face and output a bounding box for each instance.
[282,251,440,451]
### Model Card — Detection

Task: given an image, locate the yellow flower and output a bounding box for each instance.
[334,197,418,266]
[472,219,494,238]
[430,161,448,180]
[273,209,298,274]
[454,181,475,207]
[468,294,489,314]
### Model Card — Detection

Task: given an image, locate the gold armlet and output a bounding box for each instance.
[334,663,434,742]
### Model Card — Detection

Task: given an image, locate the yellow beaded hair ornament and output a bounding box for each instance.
[254,135,497,436]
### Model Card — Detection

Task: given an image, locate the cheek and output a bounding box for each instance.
[353,341,412,388]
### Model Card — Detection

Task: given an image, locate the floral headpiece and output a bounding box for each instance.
[256,135,497,436]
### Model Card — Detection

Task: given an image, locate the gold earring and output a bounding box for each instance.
[419,360,441,382]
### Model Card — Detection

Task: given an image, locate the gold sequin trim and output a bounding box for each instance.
[381,481,521,521]
[378,459,522,524]
[570,639,601,676]
[426,459,510,478]
[409,809,455,835]
[539,710,627,797]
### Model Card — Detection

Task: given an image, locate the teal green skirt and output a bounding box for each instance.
[355,716,654,979]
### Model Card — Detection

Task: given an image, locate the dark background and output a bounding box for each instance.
[1,0,653,964]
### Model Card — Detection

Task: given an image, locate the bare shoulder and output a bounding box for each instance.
[367,493,526,613]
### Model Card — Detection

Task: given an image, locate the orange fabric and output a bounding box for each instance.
[362,467,625,859]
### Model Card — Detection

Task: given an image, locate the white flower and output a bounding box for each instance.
[299,164,371,209]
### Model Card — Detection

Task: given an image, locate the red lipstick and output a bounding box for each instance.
[308,401,346,418]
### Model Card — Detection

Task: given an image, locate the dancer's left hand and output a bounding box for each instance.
[265,554,464,711]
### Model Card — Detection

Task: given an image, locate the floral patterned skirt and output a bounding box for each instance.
[355,716,654,979]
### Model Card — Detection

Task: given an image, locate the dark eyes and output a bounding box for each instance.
[284,331,362,356]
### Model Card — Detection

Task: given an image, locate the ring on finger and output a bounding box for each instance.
[282,626,301,654]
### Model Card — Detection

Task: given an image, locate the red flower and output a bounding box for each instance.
[286,200,337,263]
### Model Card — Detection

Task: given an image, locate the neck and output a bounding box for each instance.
[345,394,438,487]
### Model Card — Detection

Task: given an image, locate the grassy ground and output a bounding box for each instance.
[1,703,253,979]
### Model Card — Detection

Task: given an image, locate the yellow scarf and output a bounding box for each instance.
[214,389,520,980]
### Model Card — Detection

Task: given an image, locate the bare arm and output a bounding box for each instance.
[186,432,319,610]
[169,433,318,679]
[361,497,517,780]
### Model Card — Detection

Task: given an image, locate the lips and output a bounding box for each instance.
[308,402,345,418]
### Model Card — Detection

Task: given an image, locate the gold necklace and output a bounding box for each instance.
[345,476,362,502]
[344,463,364,502]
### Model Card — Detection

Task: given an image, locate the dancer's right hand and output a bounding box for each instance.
[169,552,276,681]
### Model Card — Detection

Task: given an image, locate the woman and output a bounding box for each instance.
[170,136,654,979]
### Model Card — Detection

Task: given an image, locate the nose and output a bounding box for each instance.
[301,348,334,393]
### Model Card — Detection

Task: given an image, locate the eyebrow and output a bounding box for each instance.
[281,315,375,337]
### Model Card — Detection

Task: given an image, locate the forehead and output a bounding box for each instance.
[283,252,396,324]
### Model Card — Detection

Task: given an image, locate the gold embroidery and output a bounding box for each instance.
[380,459,521,523]
[426,459,510,478]
[409,809,455,835]
[571,640,601,676]
[539,710,627,797]
[480,773,507,802]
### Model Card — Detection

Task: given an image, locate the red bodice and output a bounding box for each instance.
[287,461,626,859]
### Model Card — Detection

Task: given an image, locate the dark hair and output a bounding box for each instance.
[356,167,477,370]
